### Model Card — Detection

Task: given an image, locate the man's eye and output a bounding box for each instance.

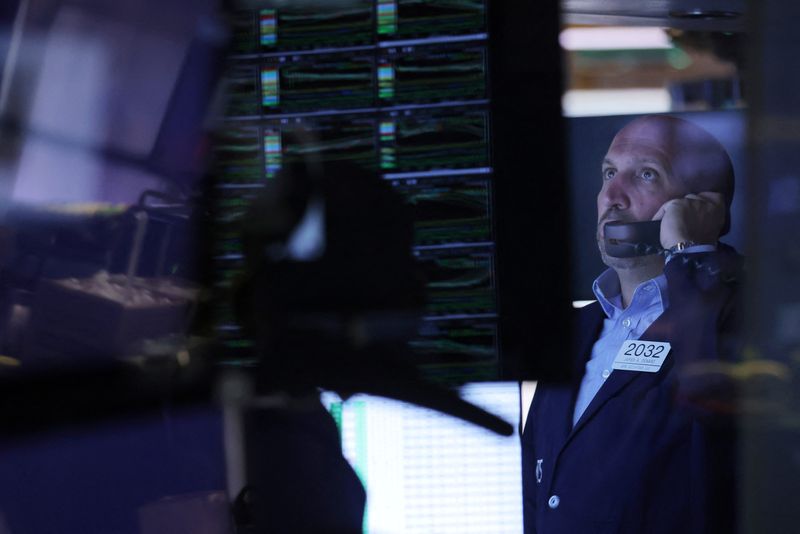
[639,168,658,182]
[602,168,616,180]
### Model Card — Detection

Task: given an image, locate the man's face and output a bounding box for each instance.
[596,121,689,266]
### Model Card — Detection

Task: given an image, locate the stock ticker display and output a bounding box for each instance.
[215,0,499,381]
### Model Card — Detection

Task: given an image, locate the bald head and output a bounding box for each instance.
[610,115,735,234]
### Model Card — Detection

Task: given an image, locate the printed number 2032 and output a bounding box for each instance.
[623,343,665,359]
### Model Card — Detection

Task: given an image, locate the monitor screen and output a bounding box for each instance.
[320,381,522,534]
[212,0,570,384]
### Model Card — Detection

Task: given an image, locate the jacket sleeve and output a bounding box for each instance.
[665,244,745,420]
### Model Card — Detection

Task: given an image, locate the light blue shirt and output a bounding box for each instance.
[571,269,669,426]
[570,246,717,426]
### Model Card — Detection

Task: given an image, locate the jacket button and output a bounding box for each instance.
[548,495,560,509]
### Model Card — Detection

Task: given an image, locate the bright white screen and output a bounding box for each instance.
[321,382,522,534]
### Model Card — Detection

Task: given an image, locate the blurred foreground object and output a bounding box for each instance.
[139,491,232,534]
[231,159,513,436]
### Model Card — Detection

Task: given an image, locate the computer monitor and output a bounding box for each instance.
[320,381,523,533]
[213,0,570,384]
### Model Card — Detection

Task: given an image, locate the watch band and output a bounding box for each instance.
[666,241,697,255]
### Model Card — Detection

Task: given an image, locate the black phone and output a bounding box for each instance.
[603,220,663,258]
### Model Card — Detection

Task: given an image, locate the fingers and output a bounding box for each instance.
[652,205,666,221]
[695,191,726,207]
[655,192,726,248]
[651,198,681,221]
[684,192,723,202]
[659,192,724,215]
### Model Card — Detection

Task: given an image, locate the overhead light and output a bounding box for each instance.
[562,89,672,118]
[559,26,672,51]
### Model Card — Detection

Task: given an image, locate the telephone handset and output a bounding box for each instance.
[603,220,663,258]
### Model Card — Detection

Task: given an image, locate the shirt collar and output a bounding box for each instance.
[592,268,669,318]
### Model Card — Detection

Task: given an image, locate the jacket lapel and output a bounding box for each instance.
[572,303,606,381]
[565,305,677,444]
[548,303,605,449]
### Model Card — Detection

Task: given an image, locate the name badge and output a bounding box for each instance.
[612,340,671,373]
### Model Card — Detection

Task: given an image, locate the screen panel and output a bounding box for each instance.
[321,382,522,534]
[260,53,376,113]
[214,0,497,381]
[378,0,487,39]
[377,43,488,104]
[391,175,492,246]
[213,0,570,383]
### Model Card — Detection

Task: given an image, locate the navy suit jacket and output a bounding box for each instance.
[522,247,743,534]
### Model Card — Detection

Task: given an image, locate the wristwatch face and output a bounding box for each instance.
[670,241,696,254]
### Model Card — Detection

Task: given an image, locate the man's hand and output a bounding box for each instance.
[653,191,726,250]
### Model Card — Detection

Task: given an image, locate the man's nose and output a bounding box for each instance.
[598,174,630,211]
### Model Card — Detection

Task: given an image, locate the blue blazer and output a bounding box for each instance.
[522,247,743,534]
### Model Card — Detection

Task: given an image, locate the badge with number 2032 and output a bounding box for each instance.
[612,340,671,373]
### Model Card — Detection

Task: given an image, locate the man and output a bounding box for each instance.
[522,115,743,534]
